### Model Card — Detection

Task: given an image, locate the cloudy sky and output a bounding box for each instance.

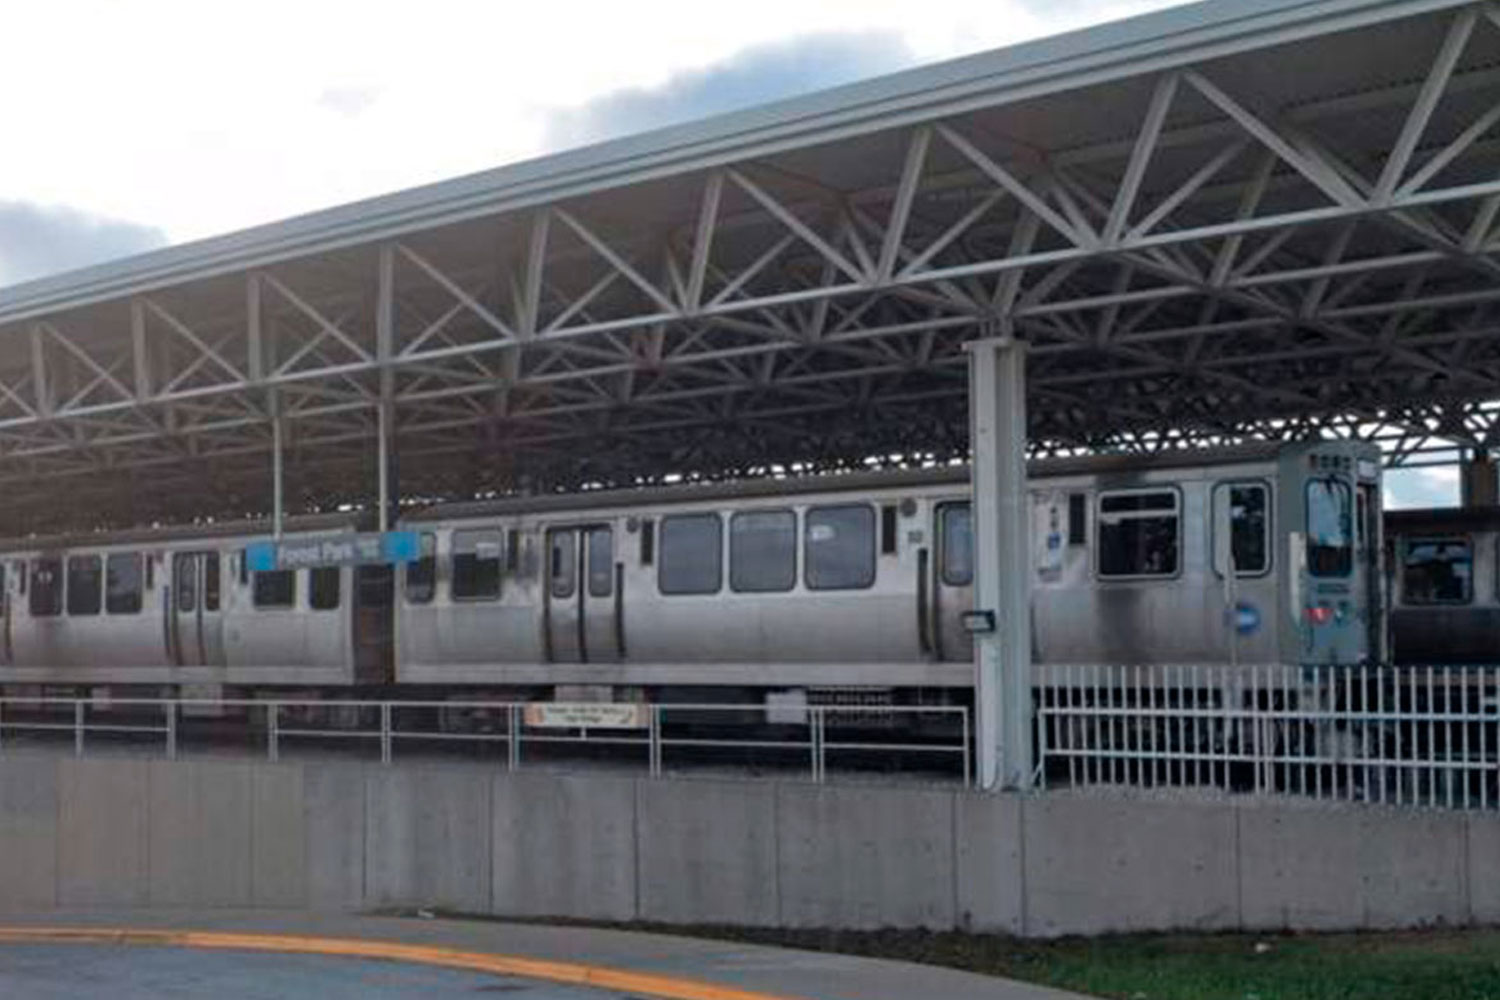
[0,0,1182,288]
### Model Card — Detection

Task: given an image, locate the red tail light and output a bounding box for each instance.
[1306,605,1334,626]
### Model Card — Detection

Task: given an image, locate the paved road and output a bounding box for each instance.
[0,910,1092,1000]
[0,943,624,998]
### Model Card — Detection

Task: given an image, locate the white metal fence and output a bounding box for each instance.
[1037,664,1500,809]
[0,696,970,785]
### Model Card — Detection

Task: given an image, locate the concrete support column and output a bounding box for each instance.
[1461,450,1497,507]
[967,334,1031,791]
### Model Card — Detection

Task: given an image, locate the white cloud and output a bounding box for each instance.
[1384,466,1461,510]
[0,202,166,288]
[0,0,1183,266]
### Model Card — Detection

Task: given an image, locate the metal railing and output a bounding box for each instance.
[1037,663,1500,809]
[0,696,970,785]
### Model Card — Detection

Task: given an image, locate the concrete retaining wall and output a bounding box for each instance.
[2,755,1498,937]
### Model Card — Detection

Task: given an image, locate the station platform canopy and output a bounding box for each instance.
[2,0,1500,531]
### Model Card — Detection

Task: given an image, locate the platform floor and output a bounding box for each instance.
[0,910,1089,1000]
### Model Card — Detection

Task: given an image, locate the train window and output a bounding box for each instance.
[1212,482,1270,577]
[730,510,796,593]
[145,555,155,591]
[881,505,899,555]
[106,553,143,615]
[640,520,655,566]
[550,531,576,599]
[176,554,197,611]
[1306,478,1353,577]
[659,513,722,595]
[940,503,973,586]
[806,504,876,590]
[66,555,103,616]
[30,558,61,617]
[506,529,520,574]
[309,567,341,610]
[1403,537,1472,605]
[17,560,25,596]
[453,529,502,601]
[405,532,436,604]
[253,570,296,609]
[204,552,220,611]
[1097,490,1180,579]
[1067,494,1087,546]
[588,527,613,598]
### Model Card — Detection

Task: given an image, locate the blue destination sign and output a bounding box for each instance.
[245,531,422,572]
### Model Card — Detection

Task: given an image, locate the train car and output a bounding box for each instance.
[1386,506,1500,665]
[0,513,393,690]
[0,439,1384,708]
[394,439,1385,709]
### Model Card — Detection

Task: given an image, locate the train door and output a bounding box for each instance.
[0,563,9,666]
[1357,478,1386,662]
[171,551,223,667]
[545,525,619,663]
[932,501,975,662]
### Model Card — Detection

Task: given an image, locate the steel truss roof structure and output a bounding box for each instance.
[3,0,1500,530]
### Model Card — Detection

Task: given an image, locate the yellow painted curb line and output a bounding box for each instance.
[0,926,804,1000]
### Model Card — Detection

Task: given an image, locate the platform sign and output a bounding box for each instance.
[523,703,648,729]
[245,531,422,572]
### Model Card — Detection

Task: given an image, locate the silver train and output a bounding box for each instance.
[1387,506,1500,666]
[0,440,1386,708]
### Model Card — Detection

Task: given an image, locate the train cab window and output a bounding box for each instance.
[106,553,143,614]
[204,552,221,611]
[1067,494,1087,546]
[1097,489,1180,579]
[881,505,899,555]
[30,558,61,617]
[659,513,722,595]
[453,529,502,601]
[253,570,296,609]
[550,531,576,599]
[805,504,876,590]
[405,532,436,604]
[640,520,655,566]
[1213,483,1271,577]
[310,567,341,610]
[1306,478,1353,577]
[587,527,613,598]
[66,555,103,616]
[940,503,973,587]
[1402,537,1472,605]
[730,510,796,593]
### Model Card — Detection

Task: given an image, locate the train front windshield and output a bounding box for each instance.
[1306,478,1353,578]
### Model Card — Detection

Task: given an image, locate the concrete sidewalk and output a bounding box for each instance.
[0,910,1093,1000]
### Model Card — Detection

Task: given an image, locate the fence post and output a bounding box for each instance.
[380,702,392,766]
[74,701,84,758]
[268,702,280,763]
[649,705,662,778]
[962,707,972,788]
[811,708,825,783]
[507,704,520,772]
[166,701,177,761]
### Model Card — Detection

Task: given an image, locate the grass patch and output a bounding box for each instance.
[399,911,1500,1000]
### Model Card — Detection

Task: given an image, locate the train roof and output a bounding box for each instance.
[402,440,1340,523]
[0,510,370,556]
[1385,507,1500,534]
